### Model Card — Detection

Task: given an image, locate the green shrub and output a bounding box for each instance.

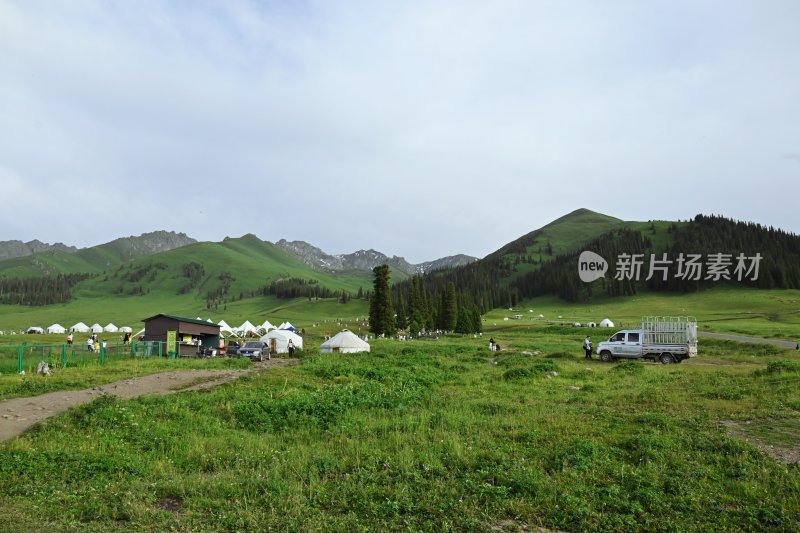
[545,351,573,359]
[613,361,644,374]
[502,367,533,380]
[754,360,800,376]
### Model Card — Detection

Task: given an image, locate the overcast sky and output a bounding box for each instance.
[1,1,798,263]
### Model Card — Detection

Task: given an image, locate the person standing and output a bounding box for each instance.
[287,339,295,356]
[87,337,94,352]
[584,336,593,359]
[66,333,73,346]
[489,337,496,351]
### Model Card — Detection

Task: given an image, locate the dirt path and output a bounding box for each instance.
[699,331,799,349]
[0,359,297,443]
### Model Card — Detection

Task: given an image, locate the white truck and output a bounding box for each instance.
[596,316,697,364]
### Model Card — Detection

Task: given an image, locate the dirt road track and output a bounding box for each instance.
[0,358,297,443]
[699,331,798,349]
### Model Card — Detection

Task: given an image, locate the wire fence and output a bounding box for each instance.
[0,341,169,374]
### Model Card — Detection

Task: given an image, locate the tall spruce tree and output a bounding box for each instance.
[368,264,395,336]
[396,293,407,330]
[441,282,458,331]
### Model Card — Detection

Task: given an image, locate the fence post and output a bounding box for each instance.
[61,344,68,368]
[17,342,26,373]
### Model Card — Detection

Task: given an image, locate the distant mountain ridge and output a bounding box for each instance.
[0,239,77,261]
[275,239,478,275]
[0,231,198,277]
[96,231,197,262]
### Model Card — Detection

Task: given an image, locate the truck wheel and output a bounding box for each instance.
[659,353,675,365]
[600,351,613,363]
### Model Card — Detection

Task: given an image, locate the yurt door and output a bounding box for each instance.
[270,338,277,354]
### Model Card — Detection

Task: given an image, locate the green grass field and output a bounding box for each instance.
[488,287,800,340]
[0,325,798,531]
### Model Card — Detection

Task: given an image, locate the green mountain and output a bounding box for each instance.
[396,210,800,311]
[0,234,377,330]
[0,231,196,278]
[487,208,626,279]
[3,209,797,331]
[81,234,374,302]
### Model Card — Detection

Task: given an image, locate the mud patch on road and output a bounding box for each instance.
[719,417,800,465]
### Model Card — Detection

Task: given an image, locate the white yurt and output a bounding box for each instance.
[26,326,44,334]
[47,323,66,334]
[599,318,615,328]
[320,330,370,353]
[71,322,90,333]
[89,323,103,333]
[573,322,582,327]
[587,321,597,328]
[119,326,133,333]
[259,329,303,354]
[104,323,119,333]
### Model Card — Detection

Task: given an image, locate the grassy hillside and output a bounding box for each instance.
[81,235,373,298]
[0,231,196,278]
[0,250,103,277]
[489,208,625,277]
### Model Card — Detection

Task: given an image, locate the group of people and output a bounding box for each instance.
[64,331,131,350]
[85,334,108,352]
[488,335,595,359]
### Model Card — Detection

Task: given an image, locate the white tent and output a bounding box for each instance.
[104,323,119,332]
[279,321,296,331]
[119,326,133,333]
[47,323,66,334]
[259,319,275,331]
[90,323,103,333]
[237,320,258,337]
[587,322,597,328]
[71,322,90,333]
[259,329,303,354]
[218,319,231,329]
[320,330,370,353]
[26,326,44,334]
[599,318,615,328]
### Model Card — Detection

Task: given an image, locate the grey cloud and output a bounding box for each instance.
[1,1,799,261]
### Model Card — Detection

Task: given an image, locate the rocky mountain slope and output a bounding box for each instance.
[0,240,77,261]
[275,239,478,275]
